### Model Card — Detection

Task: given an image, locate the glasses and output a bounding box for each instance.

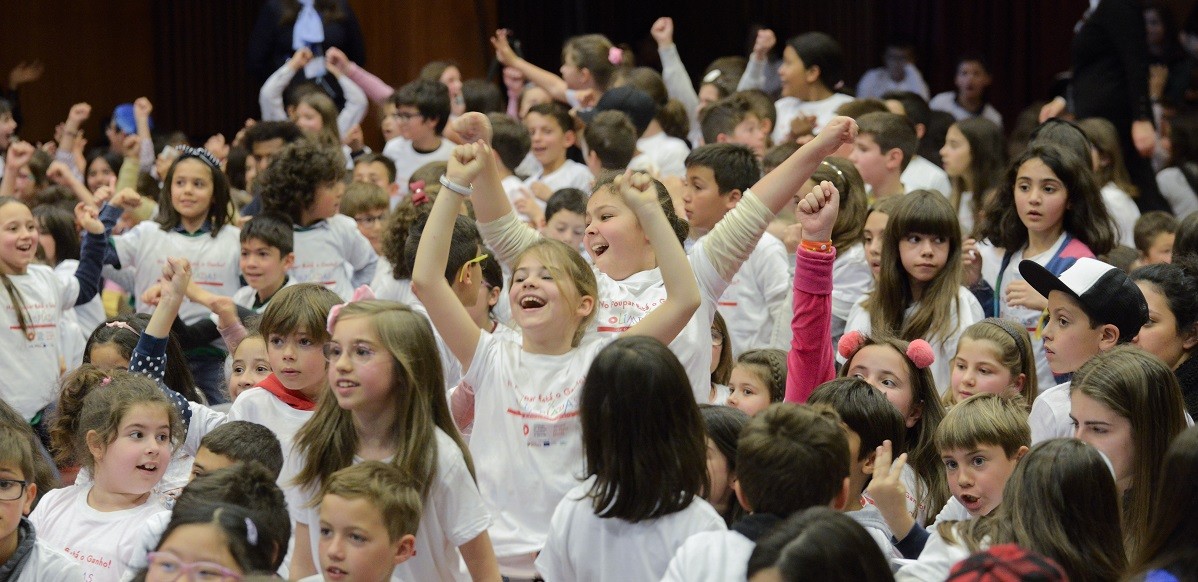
[711,328,724,347]
[146,552,242,582]
[323,342,378,365]
[354,213,387,226]
[388,111,424,122]
[0,479,27,501]
[458,253,489,283]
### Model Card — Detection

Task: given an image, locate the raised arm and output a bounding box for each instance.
[736,29,776,92]
[55,103,90,178]
[133,98,154,172]
[326,47,394,105]
[785,181,839,402]
[259,49,309,121]
[754,116,856,213]
[332,63,369,134]
[0,142,33,198]
[492,29,570,103]
[131,257,195,425]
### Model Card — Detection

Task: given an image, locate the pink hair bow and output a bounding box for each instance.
[326,285,377,333]
[608,47,623,65]
[410,180,428,206]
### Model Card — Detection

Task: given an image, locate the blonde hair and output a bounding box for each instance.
[322,461,423,541]
[934,393,1030,458]
[945,318,1038,407]
[512,240,598,346]
[339,181,389,218]
[298,92,341,150]
[294,301,474,500]
[74,369,182,473]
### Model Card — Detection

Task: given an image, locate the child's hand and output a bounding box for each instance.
[866,441,915,539]
[450,112,493,146]
[513,188,544,226]
[133,97,153,121]
[141,282,164,307]
[795,181,840,243]
[75,202,105,235]
[232,118,255,147]
[1005,280,1047,312]
[92,185,114,207]
[446,141,491,186]
[45,161,76,186]
[7,61,44,89]
[38,141,57,156]
[325,46,350,69]
[962,238,983,287]
[529,181,553,202]
[4,142,34,170]
[66,102,91,128]
[161,257,193,304]
[650,17,674,47]
[111,187,144,211]
[491,29,519,66]
[751,29,776,60]
[614,171,658,213]
[204,134,229,164]
[288,48,314,71]
[808,116,857,155]
[122,134,141,159]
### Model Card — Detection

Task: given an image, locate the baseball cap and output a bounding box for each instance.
[1018,257,1148,341]
[578,86,656,135]
[111,103,153,135]
[947,544,1068,581]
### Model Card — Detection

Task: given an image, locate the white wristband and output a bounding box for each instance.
[439,175,473,196]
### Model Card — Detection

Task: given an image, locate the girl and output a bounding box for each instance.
[34,203,106,364]
[535,337,724,580]
[1069,345,1188,557]
[845,190,985,389]
[709,312,733,404]
[939,117,1006,236]
[946,318,1038,407]
[699,404,748,527]
[31,370,182,582]
[84,314,201,405]
[1079,117,1141,248]
[492,29,618,109]
[0,196,106,425]
[414,143,699,578]
[290,299,499,581]
[469,111,858,402]
[1130,256,1198,415]
[978,142,1116,392]
[1129,425,1198,579]
[862,195,905,281]
[421,60,465,119]
[896,439,1126,582]
[373,195,425,308]
[806,157,871,341]
[228,329,269,405]
[295,91,343,153]
[771,32,853,142]
[1155,112,1198,218]
[85,151,123,193]
[726,348,786,416]
[140,503,275,581]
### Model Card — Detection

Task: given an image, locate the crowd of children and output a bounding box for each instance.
[3,8,1198,582]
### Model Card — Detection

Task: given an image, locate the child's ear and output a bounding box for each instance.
[389,182,400,197]
[282,252,296,271]
[487,285,502,308]
[1011,373,1027,394]
[731,478,754,513]
[1013,445,1029,462]
[393,534,417,564]
[21,481,36,516]
[1098,324,1121,351]
[905,400,924,429]
[1183,323,1198,351]
[805,64,822,85]
[862,450,879,476]
[86,429,105,462]
[715,133,731,144]
[830,476,851,511]
[723,189,743,208]
[884,148,904,171]
[563,129,577,149]
[576,295,595,318]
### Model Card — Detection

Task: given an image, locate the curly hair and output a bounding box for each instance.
[257,140,346,225]
[381,198,427,281]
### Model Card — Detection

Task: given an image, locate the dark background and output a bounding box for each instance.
[2,0,1192,152]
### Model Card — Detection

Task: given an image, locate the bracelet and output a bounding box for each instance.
[439,175,473,196]
[800,239,833,253]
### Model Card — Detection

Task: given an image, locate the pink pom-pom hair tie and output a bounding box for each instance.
[326,285,377,334]
[906,339,936,369]
[608,47,624,65]
[837,331,865,360]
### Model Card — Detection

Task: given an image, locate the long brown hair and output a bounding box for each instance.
[812,157,868,251]
[0,197,34,340]
[948,118,1006,237]
[293,301,473,501]
[1129,426,1198,578]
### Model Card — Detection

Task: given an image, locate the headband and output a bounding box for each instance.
[105,320,137,334]
[174,145,221,170]
[819,159,846,185]
[985,318,1027,356]
[837,331,935,370]
[327,285,376,334]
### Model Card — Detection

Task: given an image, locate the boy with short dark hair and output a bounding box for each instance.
[234,213,295,312]
[382,79,455,197]
[1133,210,1177,265]
[683,143,787,356]
[1020,258,1149,441]
[699,95,766,157]
[541,188,588,251]
[352,152,399,203]
[662,403,850,581]
[582,110,638,177]
[192,420,285,480]
[882,90,952,197]
[850,111,917,200]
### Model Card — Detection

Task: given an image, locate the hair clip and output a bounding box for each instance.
[906,339,935,369]
[105,320,137,334]
[410,180,429,206]
[837,331,865,360]
[326,285,377,334]
[174,145,221,170]
[244,517,258,546]
[608,47,624,66]
[703,69,722,84]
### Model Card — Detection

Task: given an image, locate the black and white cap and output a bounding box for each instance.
[1018,257,1148,341]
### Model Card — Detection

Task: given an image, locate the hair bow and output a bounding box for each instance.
[410,180,428,206]
[105,320,138,334]
[327,285,377,333]
[608,47,624,65]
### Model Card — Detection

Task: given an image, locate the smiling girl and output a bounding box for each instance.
[946,318,1038,407]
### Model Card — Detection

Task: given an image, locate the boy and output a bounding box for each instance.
[684,143,788,355]
[857,44,930,100]
[523,102,593,199]
[930,56,1003,128]
[240,121,304,217]
[662,404,850,581]
[699,94,766,157]
[541,188,588,252]
[190,420,285,480]
[306,462,421,582]
[0,423,81,580]
[1020,257,1149,442]
[882,91,952,197]
[381,79,455,197]
[582,110,638,179]
[488,113,534,223]
[1134,210,1177,266]
[340,182,389,255]
[234,214,295,312]
[352,152,400,204]
[849,111,917,200]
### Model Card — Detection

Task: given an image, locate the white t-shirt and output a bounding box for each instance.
[831,243,873,339]
[523,159,594,198]
[956,191,977,235]
[630,132,690,179]
[994,234,1067,393]
[370,257,421,309]
[843,286,985,392]
[929,92,1003,129]
[534,481,725,582]
[1,264,83,419]
[1029,381,1074,444]
[54,259,105,333]
[714,232,790,356]
[901,155,952,198]
[29,485,171,582]
[226,387,313,444]
[460,331,612,572]
[1155,166,1198,218]
[772,93,854,144]
[110,222,241,324]
[291,430,491,582]
[289,214,378,301]
[1100,182,1140,248]
[894,523,977,582]
[17,538,83,582]
[661,530,754,582]
[856,65,931,100]
[381,137,455,197]
[231,279,296,313]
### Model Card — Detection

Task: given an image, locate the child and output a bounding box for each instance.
[845,190,985,388]
[31,371,181,582]
[1134,210,1177,266]
[1155,112,1198,218]
[709,313,733,403]
[421,60,465,118]
[311,462,422,582]
[698,404,748,527]
[540,188,587,251]
[523,102,594,198]
[946,318,1038,407]
[883,91,953,199]
[684,144,787,355]
[1130,257,1198,414]
[661,403,853,581]
[141,502,278,580]
[295,91,346,156]
[258,47,368,139]
[228,214,295,313]
[227,327,269,405]
[978,143,1117,393]
[1128,426,1198,579]
[771,32,853,142]
[849,111,918,200]
[895,439,1125,582]
[1069,346,1188,557]
[372,196,425,308]
[699,95,767,156]
[862,195,905,281]
[381,79,455,197]
[191,421,284,481]
[1079,117,1141,248]
[0,422,82,580]
[939,118,1006,236]
[858,44,930,100]
[492,29,617,109]
[257,140,377,301]
[82,314,202,407]
[415,144,699,577]
[581,110,638,177]
[1019,256,1148,442]
[340,181,389,255]
[289,299,498,581]
[536,337,723,581]
[929,56,1003,129]
[33,204,106,362]
[726,349,787,416]
[488,113,533,221]
[352,153,400,202]
[746,507,894,582]
[226,284,341,442]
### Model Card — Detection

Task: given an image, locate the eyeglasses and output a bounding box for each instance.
[458,253,489,283]
[388,111,424,122]
[0,479,27,501]
[354,213,387,226]
[322,342,378,365]
[146,552,242,582]
[711,328,724,347]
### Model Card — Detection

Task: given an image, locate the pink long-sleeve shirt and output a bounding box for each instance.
[786,247,837,402]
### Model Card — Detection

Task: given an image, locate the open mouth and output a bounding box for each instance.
[325,566,347,579]
[590,243,609,257]
[137,463,158,473]
[519,295,547,309]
